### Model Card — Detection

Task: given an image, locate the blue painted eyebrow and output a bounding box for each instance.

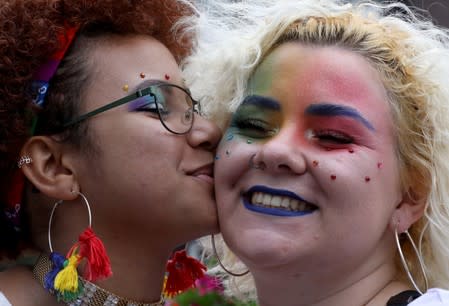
[305,103,375,131]
[241,95,281,111]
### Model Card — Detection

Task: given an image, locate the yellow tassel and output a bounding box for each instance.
[54,253,81,293]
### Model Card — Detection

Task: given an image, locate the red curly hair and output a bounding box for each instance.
[0,0,194,258]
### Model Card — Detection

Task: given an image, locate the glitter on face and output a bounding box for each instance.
[226,150,231,156]
[226,134,234,141]
[331,174,337,180]
[312,160,319,167]
[365,176,371,182]
[247,139,253,144]
[122,84,129,92]
[377,162,383,169]
[140,72,146,79]
[215,155,220,160]
[165,74,170,80]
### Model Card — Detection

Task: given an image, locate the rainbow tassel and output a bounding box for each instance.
[163,250,207,297]
[78,227,112,281]
[54,252,82,301]
[44,252,66,292]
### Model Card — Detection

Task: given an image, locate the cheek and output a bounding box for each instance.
[214,132,255,188]
[311,147,401,206]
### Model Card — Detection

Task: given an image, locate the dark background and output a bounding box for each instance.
[382,0,449,27]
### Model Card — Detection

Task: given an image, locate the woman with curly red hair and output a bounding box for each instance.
[0,0,221,305]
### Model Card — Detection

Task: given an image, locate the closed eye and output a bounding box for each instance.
[233,118,277,138]
[131,95,167,115]
[312,129,354,145]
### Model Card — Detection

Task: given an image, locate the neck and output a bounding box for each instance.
[93,240,171,302]
[253,261,403,306]
[45,226,176,303]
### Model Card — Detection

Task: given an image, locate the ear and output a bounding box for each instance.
[19,136,79,201]
[390,190,426,233]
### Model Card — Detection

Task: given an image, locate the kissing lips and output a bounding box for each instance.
[188,163,214,185]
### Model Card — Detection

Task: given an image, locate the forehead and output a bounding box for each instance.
[250,43,390,119]
[83,35,181,111]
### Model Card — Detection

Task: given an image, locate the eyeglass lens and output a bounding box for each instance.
[153,84,195,134]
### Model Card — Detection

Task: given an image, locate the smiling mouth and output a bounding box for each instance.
[250,192,316,212]
[243,186,318,217]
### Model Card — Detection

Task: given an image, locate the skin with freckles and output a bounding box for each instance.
[215,43,420,305]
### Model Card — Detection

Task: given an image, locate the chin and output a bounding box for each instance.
[223,226,301,268]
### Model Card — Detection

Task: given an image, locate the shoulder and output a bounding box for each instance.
[0,292,12,306]
[0,266,55,306]
[409,288,449,305]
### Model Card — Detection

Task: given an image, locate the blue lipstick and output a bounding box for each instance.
[243,185,316,217]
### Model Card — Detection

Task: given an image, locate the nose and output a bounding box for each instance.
[186,114,222,151]
[252,129,307,175]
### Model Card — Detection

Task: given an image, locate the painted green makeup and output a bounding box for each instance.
[228,95,281,141]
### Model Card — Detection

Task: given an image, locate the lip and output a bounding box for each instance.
[187,163,214,185]
[243,185,317,217]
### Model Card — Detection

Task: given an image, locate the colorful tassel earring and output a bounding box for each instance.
[163,249,207,298]
[44,192,112,302]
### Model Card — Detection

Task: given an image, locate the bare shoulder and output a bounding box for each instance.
[0,266,58,306]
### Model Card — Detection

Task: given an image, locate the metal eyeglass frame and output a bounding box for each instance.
[63,82,201,135]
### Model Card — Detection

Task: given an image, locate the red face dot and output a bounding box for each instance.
[349,149,354,153]
[365,176,371,182]
[377,162,383,169]
[165,74,170,80]
[312,160,319,167]
[330,174,336,180]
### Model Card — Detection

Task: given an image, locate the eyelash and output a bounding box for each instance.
[311,129,354,146]
[135,102,168,115]
[232,118,277,138]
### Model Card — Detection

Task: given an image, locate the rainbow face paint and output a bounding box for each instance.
[127,94,158,112]
[305,103,375,132]
[214,44,404,273]
[227,95,282,142]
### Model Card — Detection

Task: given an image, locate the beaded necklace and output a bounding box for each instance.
[33,254,164,306]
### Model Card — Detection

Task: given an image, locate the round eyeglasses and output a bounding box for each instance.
[63,82,201,135]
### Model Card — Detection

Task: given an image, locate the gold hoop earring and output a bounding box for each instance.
[394,228,428,294]
[211,234,249,277]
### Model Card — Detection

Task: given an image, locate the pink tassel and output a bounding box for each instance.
[78,227,112,281]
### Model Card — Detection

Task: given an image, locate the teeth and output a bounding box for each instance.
[256,192,263,203]
[280,197,289,208]
[249,192,315,212]
[263,194,271,205]
[290,199,299,210]
[272,196,281,207]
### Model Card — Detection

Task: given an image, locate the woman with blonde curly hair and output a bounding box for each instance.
[0,0,221,305]
[183,0,449,305]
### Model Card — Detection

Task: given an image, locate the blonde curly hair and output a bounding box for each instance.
[183,0,449,299]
